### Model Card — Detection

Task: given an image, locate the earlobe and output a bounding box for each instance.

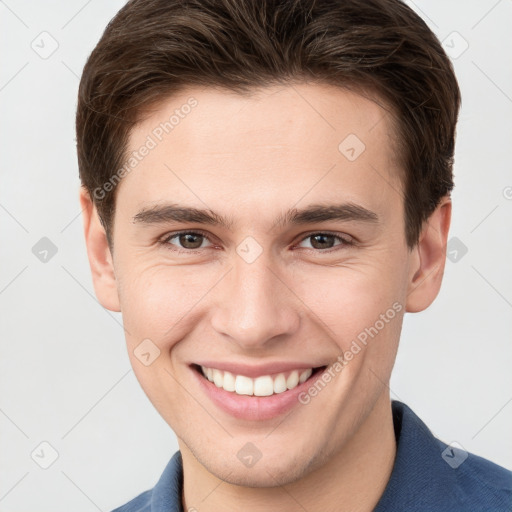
[405,197,452,313]
[79,187,121,312]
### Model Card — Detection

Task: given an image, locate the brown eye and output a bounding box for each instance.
[178,233,204,249]
[161,231,213,251]
[309,234,336,249]
[297,232,353,251]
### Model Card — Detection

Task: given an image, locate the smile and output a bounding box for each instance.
[190,361,330,420]
[194,364,326,397]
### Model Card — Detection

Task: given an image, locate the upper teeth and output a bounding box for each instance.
[200,366,313,397]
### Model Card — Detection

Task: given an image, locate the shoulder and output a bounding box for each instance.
[375,401,512,512]
[110,451,184,512]
[439,438,512,510]
[111,489,152,512]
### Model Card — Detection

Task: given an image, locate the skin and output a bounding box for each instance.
[80,83,451,512]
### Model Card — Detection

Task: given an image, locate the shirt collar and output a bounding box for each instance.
[373,400,460,510]
[151,450,184,512]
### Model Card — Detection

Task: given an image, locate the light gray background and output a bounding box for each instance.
[1,0,511,510]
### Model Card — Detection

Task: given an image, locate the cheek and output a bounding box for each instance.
[292,260,403,344]
[116,260,216,347]
[291,258,406,387]
[117,264,213,399]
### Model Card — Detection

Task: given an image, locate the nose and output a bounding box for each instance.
[210,254,301,350]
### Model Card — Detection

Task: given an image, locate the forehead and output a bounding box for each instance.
[116,83,403,225]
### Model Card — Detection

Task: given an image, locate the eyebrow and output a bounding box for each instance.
[132,202,379,229]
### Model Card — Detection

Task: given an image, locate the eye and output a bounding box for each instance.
[159,230,214,252]
[296,232,354,251]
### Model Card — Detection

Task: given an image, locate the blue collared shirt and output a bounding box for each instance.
[112,401,512,511]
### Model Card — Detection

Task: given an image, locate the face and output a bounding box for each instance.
[81,83,450,487]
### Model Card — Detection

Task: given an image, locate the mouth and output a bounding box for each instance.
[191,363,327,397]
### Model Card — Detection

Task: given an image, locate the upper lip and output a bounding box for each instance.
[192,361,327,378]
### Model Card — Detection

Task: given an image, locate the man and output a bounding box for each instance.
[76,0,512,510]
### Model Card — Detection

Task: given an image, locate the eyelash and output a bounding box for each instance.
[157,229,355,254]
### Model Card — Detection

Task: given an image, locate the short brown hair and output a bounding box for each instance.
[76,0,461,249]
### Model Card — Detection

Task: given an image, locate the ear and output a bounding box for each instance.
[405,196,452,313]
[79,187,121,312]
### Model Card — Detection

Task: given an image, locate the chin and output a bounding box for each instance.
[199,441,324,488]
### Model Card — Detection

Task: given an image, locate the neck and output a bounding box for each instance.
[180,393,396,512]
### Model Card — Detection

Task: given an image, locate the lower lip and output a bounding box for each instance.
[191,365,326,421]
